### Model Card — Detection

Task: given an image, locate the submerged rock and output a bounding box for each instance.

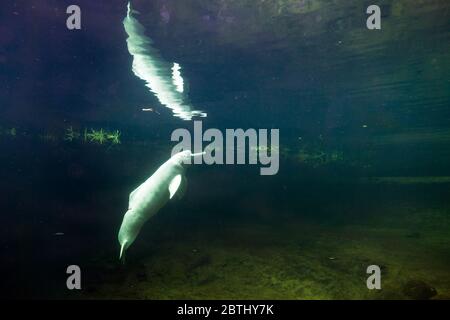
[403,280,437,300]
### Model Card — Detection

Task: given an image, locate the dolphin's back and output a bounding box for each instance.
[129,159,183,218]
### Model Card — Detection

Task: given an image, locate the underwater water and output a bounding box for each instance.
[1,0,449,299]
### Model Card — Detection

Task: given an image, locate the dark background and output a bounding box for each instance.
[0,0,449,298]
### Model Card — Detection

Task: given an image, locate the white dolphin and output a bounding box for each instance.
[118,150,204,260]
[123,2,207,120]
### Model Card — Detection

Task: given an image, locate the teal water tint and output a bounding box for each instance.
[0,0,449,299]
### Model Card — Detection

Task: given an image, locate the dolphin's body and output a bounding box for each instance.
[118,150,203,260]
[123,2,207,120]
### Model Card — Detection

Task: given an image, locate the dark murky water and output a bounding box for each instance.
[0,0,449,299]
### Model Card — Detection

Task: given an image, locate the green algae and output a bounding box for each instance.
[82,128,121,145]
[65,126,80,142]
[72,207,450,299]
[296,147,344,167]
[39,133,57,142]
[106,130,121,145]
[1,124,123,146]
[86,128,107,144]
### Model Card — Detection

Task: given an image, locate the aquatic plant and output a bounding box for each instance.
[39,133,57,142]
[87,128,107,144]
[250,145,279,153]
[106,130,121,145]
[64,126,80,142]
[297,148,344,167]
[83,128,89,142]
[9,128,16,137]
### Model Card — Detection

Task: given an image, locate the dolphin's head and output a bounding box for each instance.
[170,150,205,166]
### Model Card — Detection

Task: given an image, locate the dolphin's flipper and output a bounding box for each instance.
[175,175,187,200]
[168,174,182,199]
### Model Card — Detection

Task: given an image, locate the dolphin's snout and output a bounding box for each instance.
[119,240,128,263]
[190,151,206,157]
